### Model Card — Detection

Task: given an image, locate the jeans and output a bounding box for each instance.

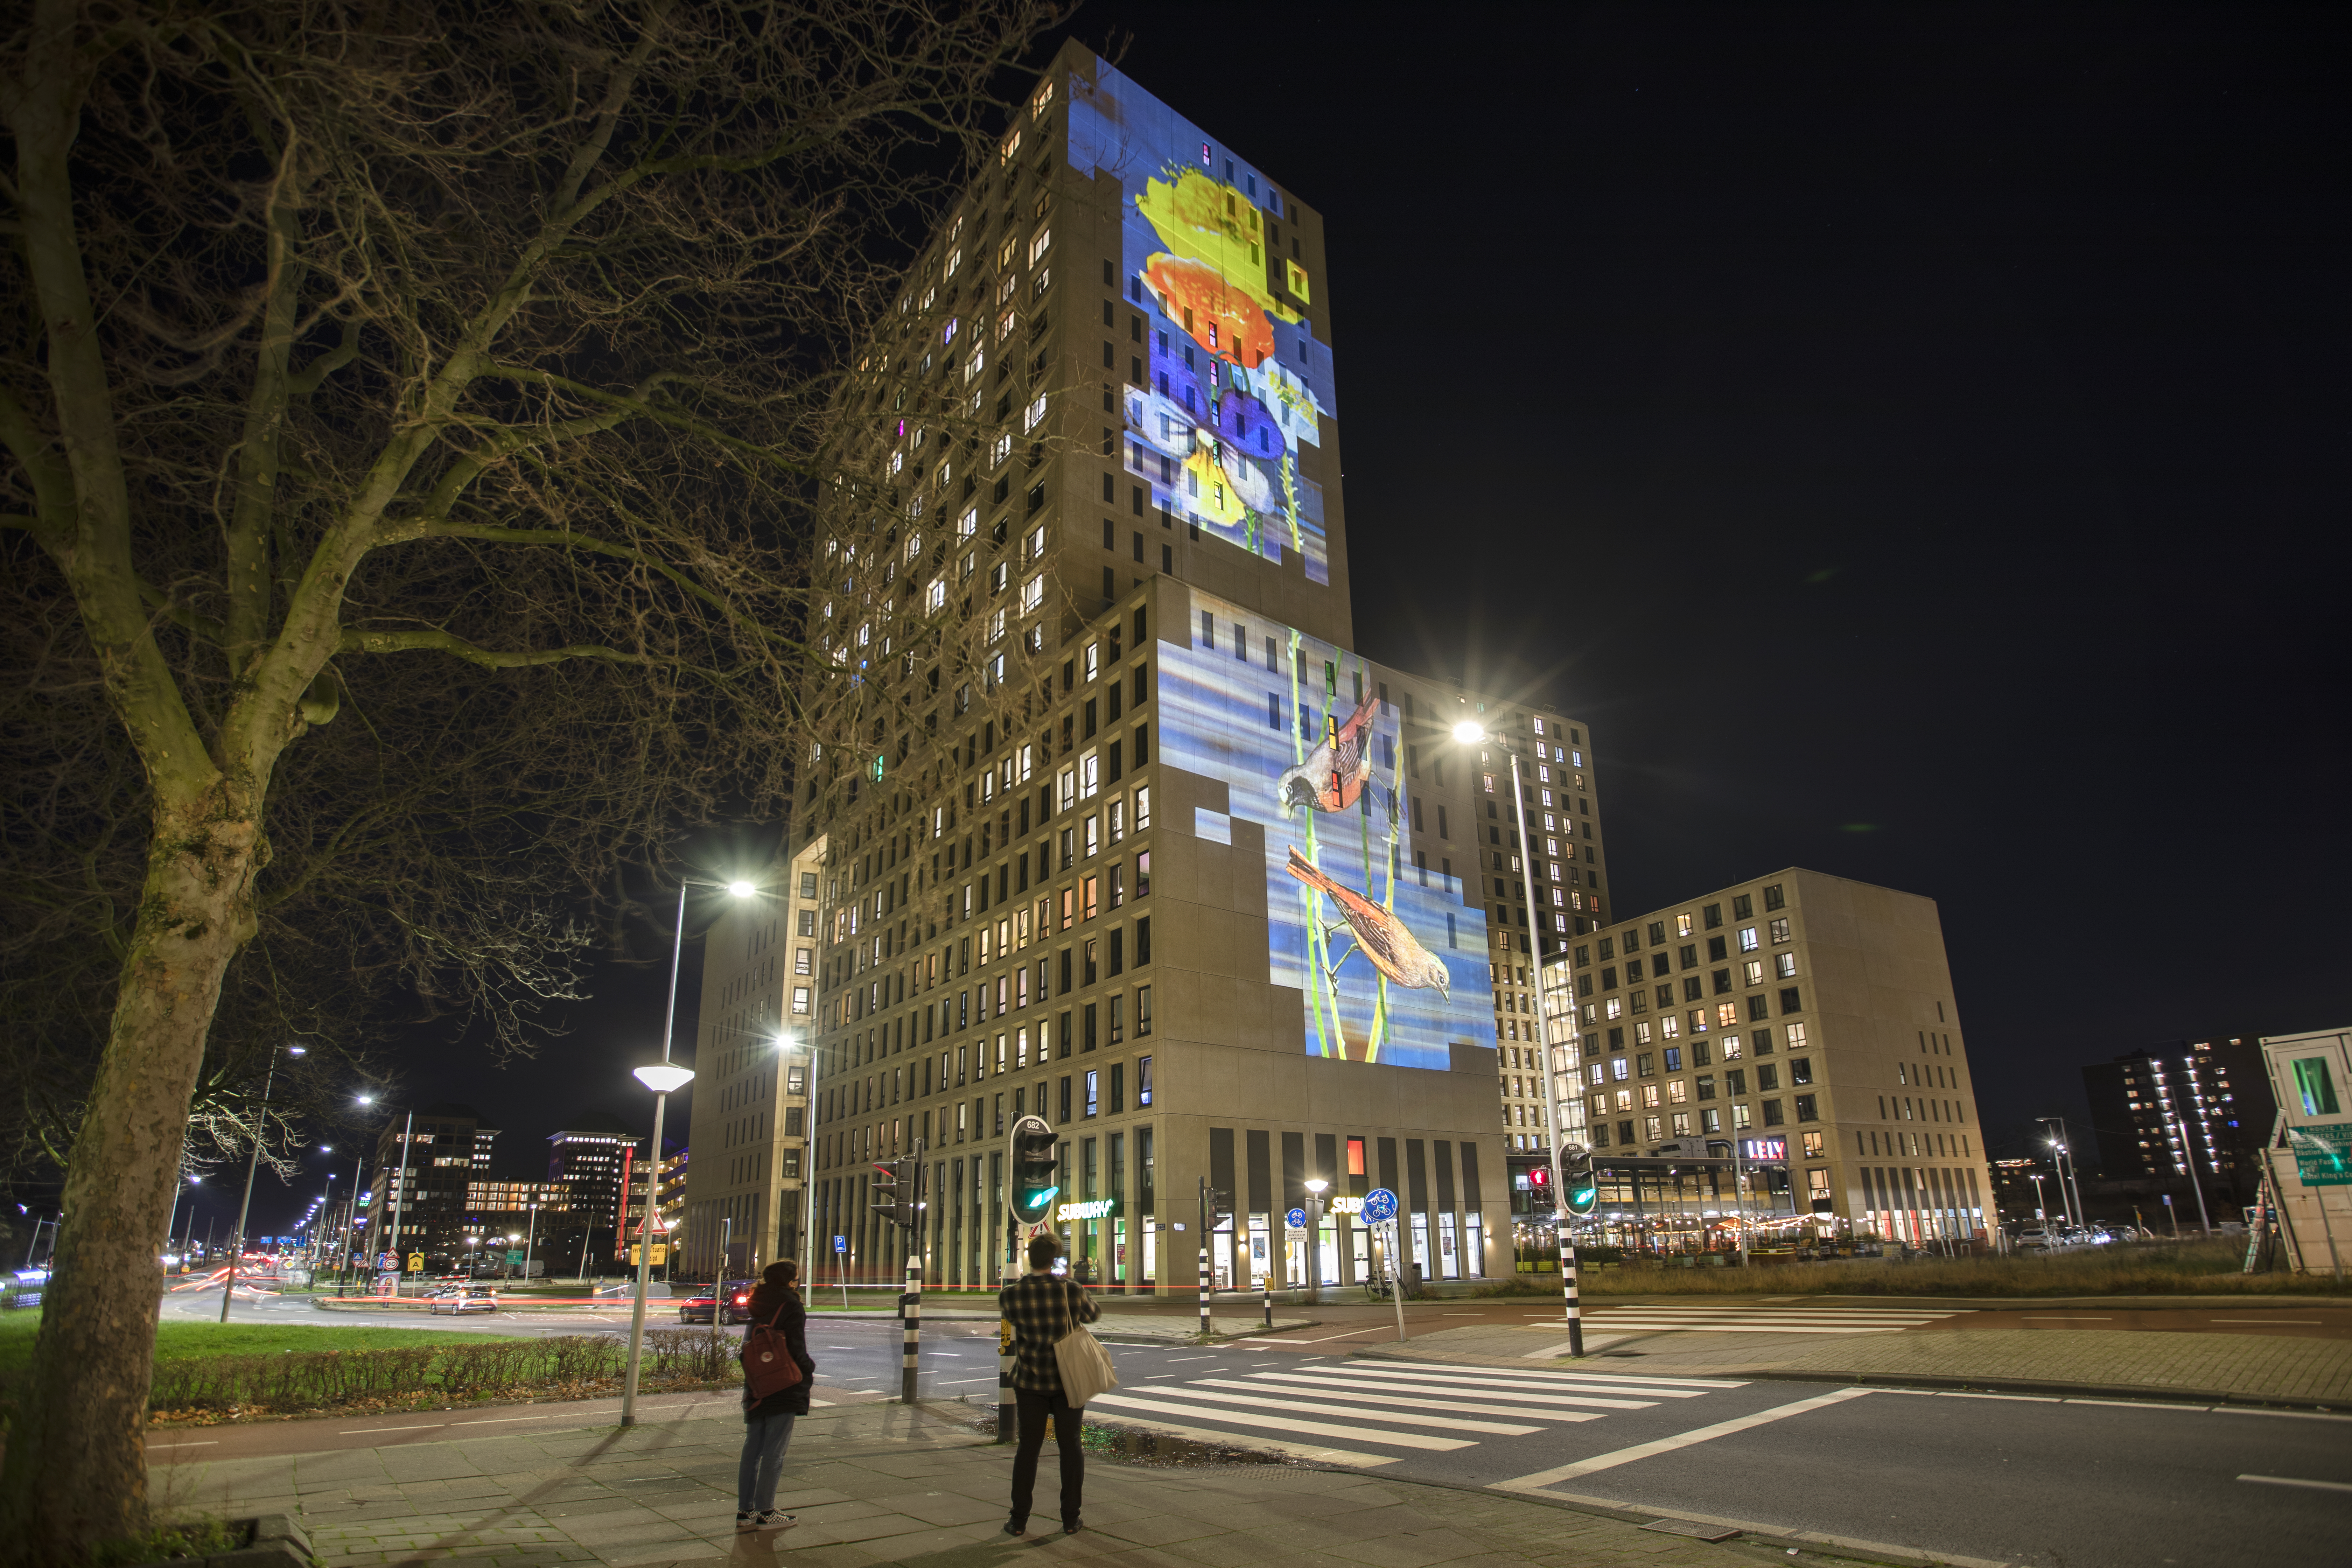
[1008,1387,1083,1526]
[737,1412,797,1512]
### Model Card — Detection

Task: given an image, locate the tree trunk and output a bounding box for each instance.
[0,788,264,1563]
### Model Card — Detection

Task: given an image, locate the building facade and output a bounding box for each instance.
[679,835,822,1280]
[2258,1026,2351,1273]
[794,45,1512,1292]
[546,1114,636,1260]
[1553,868,1993,1251]
[2082,1037,2273,1207]
[366,1103,497,1266]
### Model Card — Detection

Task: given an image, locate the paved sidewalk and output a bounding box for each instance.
[153,1398,1808,1568]
[1372,1323,2352,1406]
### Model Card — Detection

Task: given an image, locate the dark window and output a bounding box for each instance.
[1779,987,1803,1015]
[1731,894,1753,920]
[1756,1064,1780,1092]
[1636,1053,1654,1078]
[1082,1003,1097,1051]
[1683,978,1703,1002]
[1135,916,1150,965]
[1763,884,1785,911]
[1761,1099,1786,1127]
[1794,1094,1818,1122]
[1725,1069,1747,1096]
[1712,968,1732,995]
[1678,944,1698,970]
[1747,995,1770,1022]
[1703,903,1722,929]
[1706,936,1727,962]
[1751,1028,1773,1056]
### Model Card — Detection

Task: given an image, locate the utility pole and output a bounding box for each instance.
[221,1042,303,1321]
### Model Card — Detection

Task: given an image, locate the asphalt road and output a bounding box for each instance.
[146,1303,2351,1568]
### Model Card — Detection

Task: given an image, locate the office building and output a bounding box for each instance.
[1555,868,1993,1251]
[2082,1037,2273,1205]
[546,1113,635,1246]
[366,1102,497,1265]
[795,44,1512,1293]
[679,834,823,1279]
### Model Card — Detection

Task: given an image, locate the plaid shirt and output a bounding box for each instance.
[998,1271,1099,1394]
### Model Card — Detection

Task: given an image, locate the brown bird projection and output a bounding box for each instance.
[1275,692,1380,814]
[1285,847,1450,999]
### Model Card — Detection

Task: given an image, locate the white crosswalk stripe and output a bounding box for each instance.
[1087,1358,1748,1464]
[1580,1304,1969,1335]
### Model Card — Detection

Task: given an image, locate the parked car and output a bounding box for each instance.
[677,1279,755,1324]
[430,1285,499,1315]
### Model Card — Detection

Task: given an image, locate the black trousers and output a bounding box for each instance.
[1009,1386,1083,1525]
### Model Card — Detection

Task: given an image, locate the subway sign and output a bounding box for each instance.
[1326,1194,1364,1216]
[1056,1198,1118,1222]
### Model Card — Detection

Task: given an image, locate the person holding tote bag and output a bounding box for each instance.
[997,1234,1108,1536]
[735,1260,814,1532]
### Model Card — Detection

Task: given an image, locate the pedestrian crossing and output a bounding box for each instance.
[1577,1303,1969,1335]
[1087,1358,1748,1468]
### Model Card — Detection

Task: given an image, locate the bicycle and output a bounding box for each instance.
[1362,1270,1393,1301]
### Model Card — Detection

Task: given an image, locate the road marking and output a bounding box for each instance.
[1136,1385,1543,1435]
[147,1442,219,1449]
[2239,1474,2352,1493]
[2062,1398,2204,1410]
[1936,1392,2060,1403]
[1252,1370,1648,1411]
[339,1424,447,1434]
[1202,1377,1606,1423]
[937,1377,996,1385]
[1332,1362,1743,1393]
[454,1415,555,1426]
[1071,1407,1396,1468]
[2205,1407,2352,1423]
[1164,1354,1218,1362]
[2021,1315,2112,1321]
[2209,1318,2322,1325]
[1492,1387,1875,1492]
[1091,1393,1474,1450]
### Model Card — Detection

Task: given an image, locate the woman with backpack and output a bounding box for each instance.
[997,1233,1102,1536]
[736,1259,814,1532]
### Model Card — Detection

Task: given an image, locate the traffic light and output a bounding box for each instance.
[1203,1183,1232,1229]
[1526,1166,1555,1210]
[870,1157,922,1231]
[1563,1147,1598,1218]
[1009,1115,1059,1225]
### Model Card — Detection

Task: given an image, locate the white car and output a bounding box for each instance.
[429,1287,499,1315]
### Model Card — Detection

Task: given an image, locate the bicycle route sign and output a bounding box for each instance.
[1284,1207,1307,1230]
[1361,1188,1398,1224]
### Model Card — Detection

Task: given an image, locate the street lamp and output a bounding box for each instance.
[222,1042,305,1322]
[621,1060,696,1427]
[1455,720,1584,1354]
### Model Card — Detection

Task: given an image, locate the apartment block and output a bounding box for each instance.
[2082,1037,2274,1205]
[1555,868,1993,1248]
[678,835,823,1278]
[366,1102,498,1266]
[795,45,1511,1293]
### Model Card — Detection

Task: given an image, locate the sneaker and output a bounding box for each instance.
[735,1513,757,1533]
[755,1511,797,1531]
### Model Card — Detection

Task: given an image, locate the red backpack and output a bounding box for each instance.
[742,1295,805,1400]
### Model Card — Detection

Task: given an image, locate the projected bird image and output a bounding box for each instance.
[1286,847,1451,999]
[1275,692,1379,814]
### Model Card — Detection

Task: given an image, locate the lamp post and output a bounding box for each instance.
[1456,720,1584,1354]
[621,1062,696,1426]
[222,1042,305,1322]
[2037,1118,2087,1230]
[1302,1177,1328,1301]
[163,1171,200,1272]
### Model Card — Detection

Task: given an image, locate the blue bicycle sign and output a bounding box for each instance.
[1361,1187,1398,1224]
[1284,1206,1307,1230]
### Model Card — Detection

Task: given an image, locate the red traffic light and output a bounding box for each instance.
[1529,1167,1550,1186]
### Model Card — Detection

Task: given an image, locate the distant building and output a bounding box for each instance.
[2082,1037,2273,1205]
[547,1113,637,1243]
[366,1102,495,1264]
[1555,869,1992,1252]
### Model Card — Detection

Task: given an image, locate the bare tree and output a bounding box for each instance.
[0,1,1059,1555]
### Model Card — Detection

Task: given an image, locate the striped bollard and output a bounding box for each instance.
[901,1258,921,1403]
[1197,1247,1211,1337]
[1261,1269,1272,1329]
[1563,1242,1584,1357]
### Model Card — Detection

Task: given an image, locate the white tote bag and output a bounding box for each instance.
[1049,1279,1118,1408]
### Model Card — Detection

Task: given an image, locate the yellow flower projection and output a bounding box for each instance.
[1136,167,1302,360]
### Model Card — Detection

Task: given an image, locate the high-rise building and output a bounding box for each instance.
[1555,868,1993,1250]
[546,1113,635,1245]
[366,1102,495,1265]
[679,834,823,1279]
[794,44,1515,1293]
[2082,1037,2273,1205]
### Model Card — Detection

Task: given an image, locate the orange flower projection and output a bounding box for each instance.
[1146,254,1278,368]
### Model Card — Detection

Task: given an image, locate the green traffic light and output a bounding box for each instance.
[1016,1183,1059,1220]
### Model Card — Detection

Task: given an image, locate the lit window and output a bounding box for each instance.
[1029,226,1052,267]
[1739,926,1758,952]
[1023,394,1048,432]
[1770,917,1790,943]
[1777,952,1798,979]
[1021,574,1044,614]
[1743,960,1763,986]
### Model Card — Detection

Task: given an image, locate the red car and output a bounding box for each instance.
[677,1279,756,1324]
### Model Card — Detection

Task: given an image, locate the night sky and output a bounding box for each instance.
[245,5,2348,1234]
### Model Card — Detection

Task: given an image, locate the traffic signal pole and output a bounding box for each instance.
[1507,744,1583,1357]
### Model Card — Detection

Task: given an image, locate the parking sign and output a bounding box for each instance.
[833,1234,847,1253]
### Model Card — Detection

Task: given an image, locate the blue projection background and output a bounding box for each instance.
[1158,587,1494,1071]
[1065,64,1335,585]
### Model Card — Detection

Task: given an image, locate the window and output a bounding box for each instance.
[1021,574,1044,614]
[1023,393,1048,432]
[1138,1054,1153,1105]
[1743,959,1763,986]
[1800,1130,1826,1159]
[1790,1057,1813,1085]
[794,947,812,975]
[1732,894,1753,920]
[791,986,811,1014]
[1763,883,1785,910]
[1785,1022,1807,1050]
[1762,1099,1786,1127]
[1137,984,1152,1037]
[1739,926,1758,953]
[1779,987,1802,1015]
[1770,917,1790,944]
[2293,1057,2341,1116]
[1084,1070,1099,1118]
[1793,1094,1818,1123]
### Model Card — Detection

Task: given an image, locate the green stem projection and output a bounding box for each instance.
[1288,627,1342,1058]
